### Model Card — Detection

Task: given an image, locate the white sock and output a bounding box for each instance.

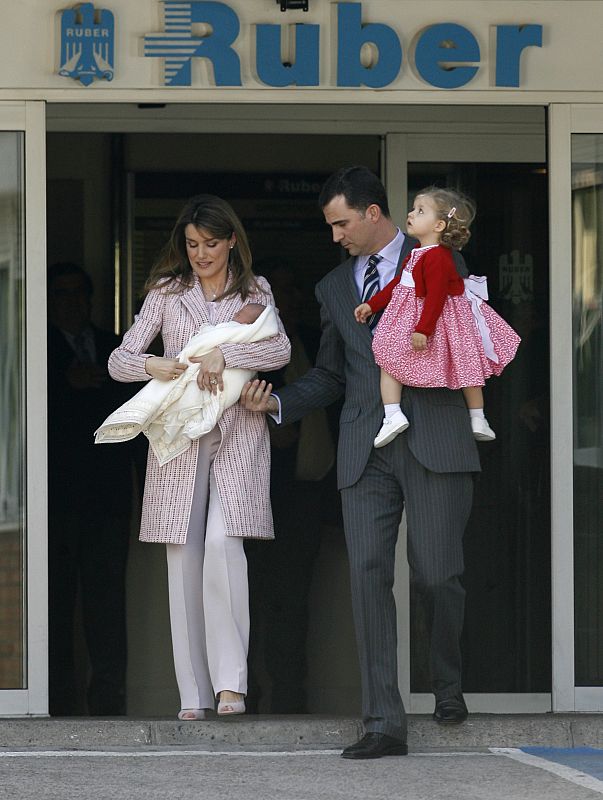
[384,403,401,419]
[469,408,485,419]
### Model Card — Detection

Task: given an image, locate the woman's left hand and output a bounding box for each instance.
[190,347,225,395]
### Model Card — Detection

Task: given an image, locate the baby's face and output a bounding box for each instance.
[234,304,265,324]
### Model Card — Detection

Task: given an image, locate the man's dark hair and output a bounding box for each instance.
[318,166,391,218]
[47,261,94,296]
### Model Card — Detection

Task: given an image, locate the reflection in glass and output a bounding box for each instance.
[0,132,25,689]
[409,162,551,694]
[572,135,603,686]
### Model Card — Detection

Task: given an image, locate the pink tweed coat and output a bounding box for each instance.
[108,275,291,544]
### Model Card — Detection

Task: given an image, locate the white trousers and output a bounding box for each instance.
[166,426,249,710]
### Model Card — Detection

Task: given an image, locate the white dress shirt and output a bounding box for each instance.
[353,228,405,299]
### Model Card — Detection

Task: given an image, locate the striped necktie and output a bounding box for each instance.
[361,254,382,332]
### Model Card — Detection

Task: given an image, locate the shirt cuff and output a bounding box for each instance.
[269,392,282,425]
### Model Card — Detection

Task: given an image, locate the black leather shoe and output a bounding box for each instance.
[433,694,468,725]
[341,733,408,759]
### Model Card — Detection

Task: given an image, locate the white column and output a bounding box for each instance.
[548,103,575,712]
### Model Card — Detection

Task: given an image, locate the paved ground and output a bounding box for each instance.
[2,746,603,800]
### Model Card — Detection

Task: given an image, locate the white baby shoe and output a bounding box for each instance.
[374,412,410,448]
[471,416,496,441]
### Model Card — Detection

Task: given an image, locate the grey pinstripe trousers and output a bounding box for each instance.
[340,431,473,741]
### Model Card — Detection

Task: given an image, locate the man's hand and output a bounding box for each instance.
[240,379,277,414]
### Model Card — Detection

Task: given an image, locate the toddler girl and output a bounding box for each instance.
[355,187,520,448]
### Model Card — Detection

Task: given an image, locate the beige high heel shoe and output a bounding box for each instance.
[177,709,207,721]
[217,692,245,716]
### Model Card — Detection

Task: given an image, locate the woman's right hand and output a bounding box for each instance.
[144,356,187,382]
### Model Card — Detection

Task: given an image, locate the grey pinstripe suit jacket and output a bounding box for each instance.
[278,237,481,490]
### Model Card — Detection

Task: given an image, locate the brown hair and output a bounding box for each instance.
[144,194,259,301]
[319,165,391,217]
[415,186,476,250]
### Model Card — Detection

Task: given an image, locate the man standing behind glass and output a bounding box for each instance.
[47,262,136,716]
[241,166,480,759]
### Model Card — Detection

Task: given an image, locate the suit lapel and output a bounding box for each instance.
[342,255,361,307]
[335,255,374,348]
[180,280,211,327]
[395,234,417,276]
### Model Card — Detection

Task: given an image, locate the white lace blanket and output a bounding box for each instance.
[95,305,278,466]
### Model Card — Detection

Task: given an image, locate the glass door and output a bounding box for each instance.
[0,103,47,716]
[549,104,603,712]
[410,162,550,708]
[572,133,603,697]
[572,137,603,703]
[551,105,603,711]
[384,111,552,713]
[0,131,25,696]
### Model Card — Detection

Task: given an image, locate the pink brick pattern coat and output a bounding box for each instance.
[108,275,291,544]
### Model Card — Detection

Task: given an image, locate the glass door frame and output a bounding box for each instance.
[0,101,47,716]
[384,123,552,714]
[549,103,603,712]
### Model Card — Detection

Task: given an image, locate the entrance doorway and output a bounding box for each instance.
[46,130,380,716]
[44,104,550,716]
[407,162,550,701]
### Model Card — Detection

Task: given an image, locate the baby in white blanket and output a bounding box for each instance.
[230,302,267,325]
[95,303,277,465]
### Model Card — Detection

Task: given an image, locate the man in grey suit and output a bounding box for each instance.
[241,166,480,759]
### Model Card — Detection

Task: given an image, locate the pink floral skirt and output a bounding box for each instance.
[372,284,520,389]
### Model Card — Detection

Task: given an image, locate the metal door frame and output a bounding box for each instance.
[385,121,552,713]
[549,103,603,712]
[0,101,47,716]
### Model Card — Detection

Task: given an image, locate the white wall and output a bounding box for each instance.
[3,1,603,95]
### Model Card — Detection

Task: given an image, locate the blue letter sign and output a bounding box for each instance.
[140,2,543,90]
[413,24,480,89]
[337,2,402,88]
[496,25,543,87]
[144,1,242,86]
[256,24,320,87]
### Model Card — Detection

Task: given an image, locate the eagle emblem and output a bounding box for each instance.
[59,3,114,86]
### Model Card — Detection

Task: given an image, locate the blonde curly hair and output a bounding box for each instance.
[415,186,476,250]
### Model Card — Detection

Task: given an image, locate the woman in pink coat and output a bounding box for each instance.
[108,195,290,720]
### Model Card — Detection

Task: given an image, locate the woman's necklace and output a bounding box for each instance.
[202,282,225,301]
